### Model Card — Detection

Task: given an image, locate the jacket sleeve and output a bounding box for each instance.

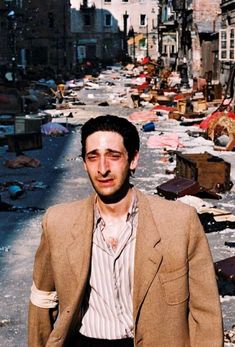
[28,211,59,347]
[187,208,224,347]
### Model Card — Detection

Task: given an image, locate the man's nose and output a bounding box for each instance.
[98,157,109,175]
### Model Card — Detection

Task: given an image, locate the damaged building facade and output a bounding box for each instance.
[219,0,235,86]
[0,0,235,83]
[0,0,72,76]
[70,0,159,64]
[158,0,222,79]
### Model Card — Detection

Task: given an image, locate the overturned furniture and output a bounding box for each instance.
[175,152,231,193]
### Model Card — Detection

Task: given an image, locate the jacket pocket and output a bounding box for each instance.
[159,264,189,305]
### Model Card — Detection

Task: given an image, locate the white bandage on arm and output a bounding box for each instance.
[30,281,59,308]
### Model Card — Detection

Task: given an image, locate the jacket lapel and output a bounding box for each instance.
[66,195,95,283]
[133,190,163,322]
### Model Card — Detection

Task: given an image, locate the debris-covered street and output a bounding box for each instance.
[0,63,235,346]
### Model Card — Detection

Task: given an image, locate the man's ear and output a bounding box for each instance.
[130,151,139,171]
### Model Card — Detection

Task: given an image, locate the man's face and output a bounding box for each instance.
[83,131,139,200]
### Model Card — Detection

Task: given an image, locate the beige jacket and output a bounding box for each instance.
[28,189,223,347]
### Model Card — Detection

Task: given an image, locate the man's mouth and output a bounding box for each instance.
[97,178,114,185]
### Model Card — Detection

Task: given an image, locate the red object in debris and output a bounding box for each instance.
[152,105,176,112]
[174,93,191,101]
[139,73,151,78]
[137,82,150,92]
[199,111,235,130]
[141,57,151,65]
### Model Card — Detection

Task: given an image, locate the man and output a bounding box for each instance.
[28,115,223,347]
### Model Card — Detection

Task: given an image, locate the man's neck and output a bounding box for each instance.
[97,187,134,220]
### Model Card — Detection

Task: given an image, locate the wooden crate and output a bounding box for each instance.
[177,100,186,114]
[6,132,42,152]
[175,152,231,192]
[168,111,183,120]
[192,100,207,112]
[14,115,50,134]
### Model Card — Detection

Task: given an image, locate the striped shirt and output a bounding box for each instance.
[79,193,138,339]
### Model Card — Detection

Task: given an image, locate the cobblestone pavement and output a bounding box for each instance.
[0,70,235,346]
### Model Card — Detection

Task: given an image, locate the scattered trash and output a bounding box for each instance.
[147,133,183,150]
[215,256,235,283]
[4,155,40,169]
[28,181,47,190]
[67,112,74,118]
[177,195,213,211]
[142,122,155,132]
[225,242,235,248]
[8,185,25,200]
[224,326,235,343]
[198,213,235,233]
[0,197,44,213]
[72,101,86,106]
[0,246,11,252]
[0,319,11,327]
[6,132,43,153]
[0,180,47,195]
[156,176,200,200]
[98,101,109,106]
[41,122,69,136]
[129,110,157,122]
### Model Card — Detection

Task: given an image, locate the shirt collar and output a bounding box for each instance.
[94,190,138,230]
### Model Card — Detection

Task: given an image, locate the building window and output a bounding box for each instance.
[104,13,112,26]
[104,0,111,3]
[122,0,129,2]
[140,14,146,26]
[219,27,235,61]
[84,14,91,26]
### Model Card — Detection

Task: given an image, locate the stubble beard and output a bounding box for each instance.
[90,174,131,204]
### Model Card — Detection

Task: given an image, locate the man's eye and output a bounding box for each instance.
[86,154,97,160]
[109,153,121,159]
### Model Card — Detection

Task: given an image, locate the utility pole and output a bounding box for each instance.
[7,10,17,85]
[123,11,129,58]
[128,26,135,63]
[63,2,67,67]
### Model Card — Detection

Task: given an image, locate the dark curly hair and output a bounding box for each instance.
[81,115,140,162]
